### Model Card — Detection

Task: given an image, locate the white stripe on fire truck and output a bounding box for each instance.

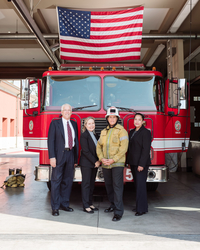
[23,138,190,151]
[151,138,190,150]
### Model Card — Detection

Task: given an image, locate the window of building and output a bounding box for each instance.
[2,118,7,137]
[10,119,14,137]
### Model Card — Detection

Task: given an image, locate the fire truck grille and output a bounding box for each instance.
[81,118,123,136]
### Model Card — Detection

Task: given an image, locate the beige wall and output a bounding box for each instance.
[0,80,23,149]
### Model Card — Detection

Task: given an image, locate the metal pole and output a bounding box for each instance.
[0,33,199,40]
[11,0,60,68]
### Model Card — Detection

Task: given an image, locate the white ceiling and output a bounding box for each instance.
[0,48,50,62]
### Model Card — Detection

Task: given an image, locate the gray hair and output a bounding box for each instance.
[61,103,72,111]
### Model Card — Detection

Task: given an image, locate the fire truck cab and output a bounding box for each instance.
[20,64,190,191]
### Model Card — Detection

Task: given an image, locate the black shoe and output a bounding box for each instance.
[135,212,146,216]
[60,206,74,212]
[83,208,94,214]
[52,209,59,216]
[104,207,115,213]
[112,214,122,221]
[90,206,99,211]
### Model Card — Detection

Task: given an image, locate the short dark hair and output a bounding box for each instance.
[134,112,144,121]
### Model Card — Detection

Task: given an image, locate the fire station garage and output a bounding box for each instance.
[0,1,200,249]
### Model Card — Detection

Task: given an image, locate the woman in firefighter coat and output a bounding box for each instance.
[127,113,151,216]
[96,107,128,222]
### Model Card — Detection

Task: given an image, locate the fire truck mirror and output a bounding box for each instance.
[20,78,38,110]
[178,78,187,109]
[20,79,29,110]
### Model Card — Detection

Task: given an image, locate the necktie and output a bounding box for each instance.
[67,121,73,149]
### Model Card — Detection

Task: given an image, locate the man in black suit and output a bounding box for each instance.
[48,103,78,216]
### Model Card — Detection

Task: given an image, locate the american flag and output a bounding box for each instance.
[57,6,144,62]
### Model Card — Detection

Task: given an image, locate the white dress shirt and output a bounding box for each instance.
[62,117,75,148]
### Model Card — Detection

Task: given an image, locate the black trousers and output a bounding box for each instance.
[81,166,97,208]
[103,167,124,216]
[131,165,148,213]
[51,150,74,210]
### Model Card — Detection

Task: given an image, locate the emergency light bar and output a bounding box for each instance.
[60,63,145,71]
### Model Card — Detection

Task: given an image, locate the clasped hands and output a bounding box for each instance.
[101,158,115,166]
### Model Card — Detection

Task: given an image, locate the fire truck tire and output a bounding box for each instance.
[147,182,159,191]
[47,181,51,191]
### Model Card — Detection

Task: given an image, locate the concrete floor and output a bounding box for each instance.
[0,151,200,250]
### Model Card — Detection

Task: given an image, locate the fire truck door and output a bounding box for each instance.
[164,79,189,152]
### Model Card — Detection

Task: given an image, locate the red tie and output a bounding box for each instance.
[67,121,73,149]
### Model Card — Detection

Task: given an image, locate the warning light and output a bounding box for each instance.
[100,67,104,71]
[112,67,116,71]
[89,67,93,71]
[48,67,53,71]
[152,67,156,71]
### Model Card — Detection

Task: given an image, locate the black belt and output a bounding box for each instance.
[65,147,73,151]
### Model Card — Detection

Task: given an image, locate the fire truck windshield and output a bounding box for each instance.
[44,75,101,111]
[104,76,158,111]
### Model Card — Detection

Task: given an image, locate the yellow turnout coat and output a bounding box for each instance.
[96,124,128,169]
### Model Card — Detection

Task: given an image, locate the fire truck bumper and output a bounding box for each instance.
[147,166,169,182]
[34,166,104,182]
[34,165,52,182]
[34,165,169,183]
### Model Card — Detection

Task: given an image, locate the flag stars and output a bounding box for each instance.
[59,9,90,39]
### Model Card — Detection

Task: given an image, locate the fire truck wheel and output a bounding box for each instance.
[47,181,51,191]
[147,182,159,191]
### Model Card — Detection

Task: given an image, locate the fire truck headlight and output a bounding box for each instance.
[148,170,156,180]
[97,167,104,181]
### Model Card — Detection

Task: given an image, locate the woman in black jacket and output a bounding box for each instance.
[127,113,151,216]
[79,117,100,213]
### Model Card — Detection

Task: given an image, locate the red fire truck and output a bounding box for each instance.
[21,64,190,191]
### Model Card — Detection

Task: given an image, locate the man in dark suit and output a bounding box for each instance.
[48,103,78,216]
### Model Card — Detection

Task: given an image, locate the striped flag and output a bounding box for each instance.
[57,6,144,62]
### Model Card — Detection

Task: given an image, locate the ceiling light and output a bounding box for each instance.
[169,0,199,33]
[146,44,165,67]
